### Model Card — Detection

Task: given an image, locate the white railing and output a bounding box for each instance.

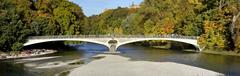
[28,35,198,40]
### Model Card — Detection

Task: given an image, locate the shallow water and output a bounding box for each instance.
[0,43,107,76]
[119,45,240,76]
[0,43,240,76]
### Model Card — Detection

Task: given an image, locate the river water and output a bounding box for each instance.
[0,43,240,76]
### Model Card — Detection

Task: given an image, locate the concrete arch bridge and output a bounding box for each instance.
[24,35,202,53]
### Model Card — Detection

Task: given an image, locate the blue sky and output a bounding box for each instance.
[69,0,144,16]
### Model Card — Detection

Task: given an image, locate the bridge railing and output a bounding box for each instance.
[28,35,198,39]
[28,35,112,39]
[113,35,198,39]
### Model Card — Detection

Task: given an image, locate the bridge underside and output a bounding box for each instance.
[114,38,201,52]
[114,43,201,53]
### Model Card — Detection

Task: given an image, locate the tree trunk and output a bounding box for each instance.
[231,12,240,39]
[230,12,240,50]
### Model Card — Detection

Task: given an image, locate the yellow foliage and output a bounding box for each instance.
[188,0,201,4]
[199,20,227,49]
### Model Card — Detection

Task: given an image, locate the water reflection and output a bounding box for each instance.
[0,61,25,76]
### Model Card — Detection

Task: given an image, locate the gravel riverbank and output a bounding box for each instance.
[0,49,56,60]
[69,54,223,76]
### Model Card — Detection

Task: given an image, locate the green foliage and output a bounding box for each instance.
[88,7,130,34]
[1,0,240,52]
[199,21,227,49]
[143,19,155,35]
[87,0,240,51]
[11,42,23,51]
[0,0,87,52]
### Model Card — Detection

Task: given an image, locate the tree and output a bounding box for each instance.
[198,21,226,49]
[0,0,87,51]
[144,19,155,35]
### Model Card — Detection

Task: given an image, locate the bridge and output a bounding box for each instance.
[24,35,202,53]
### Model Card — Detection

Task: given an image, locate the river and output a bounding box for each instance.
[0,43,240,76]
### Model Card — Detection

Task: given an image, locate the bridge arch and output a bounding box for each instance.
[23,39,111,49]
[116,38,200,52]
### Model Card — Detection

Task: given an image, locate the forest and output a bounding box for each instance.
[0,0,240,53]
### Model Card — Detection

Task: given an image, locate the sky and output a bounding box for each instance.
[69,0,144,16]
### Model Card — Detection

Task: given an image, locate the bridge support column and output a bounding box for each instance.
[109,44,117,53]
[104,44,120,54]
[104,40,120,54]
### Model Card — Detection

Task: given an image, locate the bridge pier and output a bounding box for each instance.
[104,44,120,54]
[109,44,117,52]
[104,40,120,54]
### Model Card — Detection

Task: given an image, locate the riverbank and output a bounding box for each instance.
[150,45,240,56]
[201,49,240,56]
[0,49,57,60]
[69,54,223,76]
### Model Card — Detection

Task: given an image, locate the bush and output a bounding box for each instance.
[11,42,23,51]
